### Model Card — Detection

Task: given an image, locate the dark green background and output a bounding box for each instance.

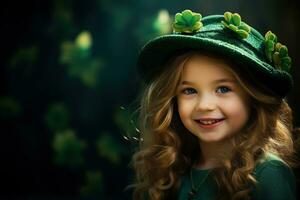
[1,0,299,199]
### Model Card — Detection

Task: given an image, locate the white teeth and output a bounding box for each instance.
[198,119,222,125]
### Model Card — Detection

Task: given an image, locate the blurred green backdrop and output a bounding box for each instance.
[1,0,299,199]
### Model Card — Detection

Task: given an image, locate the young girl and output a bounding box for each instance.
[129,10,298,200]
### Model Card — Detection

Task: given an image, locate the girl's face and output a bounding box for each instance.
[176,54,250,143]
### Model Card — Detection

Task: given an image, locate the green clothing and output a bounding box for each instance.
[178,154,296,200]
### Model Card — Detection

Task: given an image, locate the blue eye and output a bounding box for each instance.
[182,88,197,95]
[216,86,231,94]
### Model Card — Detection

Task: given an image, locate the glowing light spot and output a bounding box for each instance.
[75,31,92,50]
[153,9,172,34]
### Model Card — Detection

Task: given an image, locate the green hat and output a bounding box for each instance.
[137,10,293,97]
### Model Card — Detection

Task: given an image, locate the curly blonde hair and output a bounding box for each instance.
[129,50,297,200]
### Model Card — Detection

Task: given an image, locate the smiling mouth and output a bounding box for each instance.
[196,118,225,125]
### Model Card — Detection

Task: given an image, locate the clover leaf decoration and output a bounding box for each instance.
[264,31,277,61]
[221,12,251,39]
[172,9,203,34]
[264,31,292,72]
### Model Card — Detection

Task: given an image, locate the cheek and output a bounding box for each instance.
[223,96,249,123]
[177,98,194,120]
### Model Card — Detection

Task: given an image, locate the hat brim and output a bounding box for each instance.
[137,34,292,97]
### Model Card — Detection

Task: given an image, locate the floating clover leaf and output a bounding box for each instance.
[96,133,125,165]
[221,12,251,39]
[264,31,292,72]
[52,129,86,167]
[172,9,202,34]
[60,31,103,88]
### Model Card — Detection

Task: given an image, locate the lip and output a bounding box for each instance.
[195,118,225,129]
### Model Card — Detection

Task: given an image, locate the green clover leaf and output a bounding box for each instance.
[221,12,251,39]
[172,9,203,34]
[96,133,125,165]
[52,129,86,167]
[264,31,292,72]
[264,31,278,61]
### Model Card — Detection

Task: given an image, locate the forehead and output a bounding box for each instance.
[181,54,235,81]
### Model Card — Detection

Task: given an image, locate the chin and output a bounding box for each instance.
[197,134,227,143]
[200,138,223,143]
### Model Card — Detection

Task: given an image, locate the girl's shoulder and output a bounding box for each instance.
[254,152,291,174]
[252,153,297,200]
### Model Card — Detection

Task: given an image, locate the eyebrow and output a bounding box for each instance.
[181,78,235,85]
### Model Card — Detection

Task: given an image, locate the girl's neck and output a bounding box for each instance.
[194,139,234,170]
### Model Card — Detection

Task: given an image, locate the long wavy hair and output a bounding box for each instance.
[129,50,297,200]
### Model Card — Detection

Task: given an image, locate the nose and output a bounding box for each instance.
[195,93,216,111]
